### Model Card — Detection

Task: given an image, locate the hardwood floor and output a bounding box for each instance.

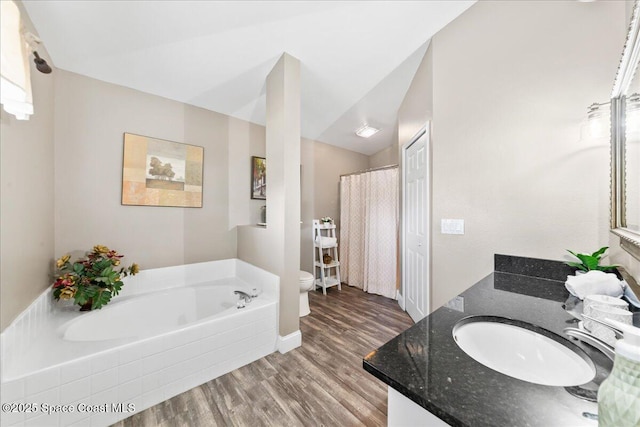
[114,285,413,427]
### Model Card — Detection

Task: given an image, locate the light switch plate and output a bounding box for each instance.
[441,219,464,235]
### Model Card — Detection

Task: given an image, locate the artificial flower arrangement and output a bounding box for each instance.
[52,245,139,311]
[321,216,333,224]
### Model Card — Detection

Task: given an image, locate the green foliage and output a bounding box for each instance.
[565,246,617,272]
[93,289,112,309]
[52,245,139,311]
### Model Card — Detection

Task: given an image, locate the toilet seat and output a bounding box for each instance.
[299,270,314,317]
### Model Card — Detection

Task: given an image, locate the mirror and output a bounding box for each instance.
[611,0,640,259]
[627,75,639,234]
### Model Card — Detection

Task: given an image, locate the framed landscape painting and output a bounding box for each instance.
[121,133,204,207]
[251,156,266,200]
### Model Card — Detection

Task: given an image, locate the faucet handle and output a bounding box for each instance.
[250,287,259,298]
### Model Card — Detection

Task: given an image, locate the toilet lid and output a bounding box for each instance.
[299,270,314,283]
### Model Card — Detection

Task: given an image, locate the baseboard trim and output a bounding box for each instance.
[277,330,302,354]
[396,290,405,311]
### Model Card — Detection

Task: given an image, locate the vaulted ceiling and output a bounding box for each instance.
[23,1,474,155]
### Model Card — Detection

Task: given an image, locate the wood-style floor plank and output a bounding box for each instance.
[114,285,413,427]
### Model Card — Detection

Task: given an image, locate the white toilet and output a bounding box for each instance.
[299,270,315,317]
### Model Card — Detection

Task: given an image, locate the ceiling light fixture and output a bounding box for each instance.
[355,124,380,138]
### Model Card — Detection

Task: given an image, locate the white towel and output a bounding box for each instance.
[315,236,337,247]
[565,270,625,300]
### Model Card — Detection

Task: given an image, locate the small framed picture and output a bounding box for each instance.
[251,156,266,200]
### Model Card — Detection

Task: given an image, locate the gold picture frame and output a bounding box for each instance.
[121,133,203,207]
[251,156,266,200]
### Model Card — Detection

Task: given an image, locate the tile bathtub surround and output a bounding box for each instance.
[1,314,276,427]
[0,290,55,382]
[0,259,279,427]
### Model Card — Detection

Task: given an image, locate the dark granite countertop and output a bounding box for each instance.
[363,255,640,427]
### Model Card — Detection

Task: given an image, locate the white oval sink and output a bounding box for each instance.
[452,316,595,386]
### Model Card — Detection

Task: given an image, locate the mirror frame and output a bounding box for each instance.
[611,0,640,260]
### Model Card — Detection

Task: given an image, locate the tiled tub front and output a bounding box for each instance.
[0,259,279,427]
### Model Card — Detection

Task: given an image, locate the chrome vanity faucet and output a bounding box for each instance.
[563,327,615,361]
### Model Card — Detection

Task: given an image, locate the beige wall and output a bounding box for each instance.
[300,139,370,273]
[53,70,239,269]
[228,117,266,227]
[398,46,433,151]
[369,144,398,169]
[398,0,629,311]
[312,141,370,234]
[0,3,55,331]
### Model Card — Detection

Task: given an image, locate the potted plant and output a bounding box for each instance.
[321,216,333,225]
[52,245,139,311]
[565,246,617,272]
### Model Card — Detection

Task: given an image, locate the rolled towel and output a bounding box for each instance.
[315,236,337,246]
[565,270,625,300]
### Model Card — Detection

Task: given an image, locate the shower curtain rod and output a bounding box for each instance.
[339,164,398,178]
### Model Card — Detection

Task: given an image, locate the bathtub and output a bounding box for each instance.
[0,259,279,427]
[63,283,255,342]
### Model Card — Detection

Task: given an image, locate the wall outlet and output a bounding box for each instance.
[441,219,464,235]
[444,296,465,312]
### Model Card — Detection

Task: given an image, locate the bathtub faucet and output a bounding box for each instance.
[234,290,252,308]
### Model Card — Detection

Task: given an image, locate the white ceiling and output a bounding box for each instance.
[22,1,474,155]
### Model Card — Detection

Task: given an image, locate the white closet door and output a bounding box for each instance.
[404,127,430,323]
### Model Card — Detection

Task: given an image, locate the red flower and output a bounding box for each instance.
[53,274,75,288]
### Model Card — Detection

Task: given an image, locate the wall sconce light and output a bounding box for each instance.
[627,93,640,135]
[586,94,640,139]
[586,101,610,139]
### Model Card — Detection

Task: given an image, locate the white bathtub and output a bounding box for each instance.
[63,283,252,342]
[0,259,279,427]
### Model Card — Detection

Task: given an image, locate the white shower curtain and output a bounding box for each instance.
[340,168,398,299]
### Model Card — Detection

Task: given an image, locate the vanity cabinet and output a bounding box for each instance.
[363,255,627,426]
